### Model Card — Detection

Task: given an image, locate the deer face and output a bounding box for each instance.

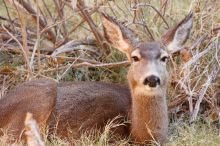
[102,12,193,96]
[127,42,169,96]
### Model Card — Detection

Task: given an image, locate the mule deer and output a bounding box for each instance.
[0,12,193,144]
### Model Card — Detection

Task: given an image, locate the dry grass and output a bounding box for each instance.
[0,0,220,145]
[167,122,220,146]
[1,119,220,146]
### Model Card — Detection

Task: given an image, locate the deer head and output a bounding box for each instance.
[102,12,193,97]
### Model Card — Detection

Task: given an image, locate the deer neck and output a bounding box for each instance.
[129,83,168,144]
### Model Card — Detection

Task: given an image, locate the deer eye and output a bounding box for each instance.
[161,56,168,62]
[131,56,140,62]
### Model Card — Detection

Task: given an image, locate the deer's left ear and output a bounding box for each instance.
[162,12,193,54]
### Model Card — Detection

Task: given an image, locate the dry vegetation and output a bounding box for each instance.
[0,0,220,145]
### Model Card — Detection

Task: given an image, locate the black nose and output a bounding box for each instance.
[143,75,160,87]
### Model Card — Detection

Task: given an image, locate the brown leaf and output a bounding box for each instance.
[209,111,219,121]
[180,47,192,62]
[48,53,66,67]
[0,66,14,75]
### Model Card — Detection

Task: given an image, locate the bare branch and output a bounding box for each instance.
[10,0,57,43]
[76,0,104,49]
[25,113,46,146]
[190,65,219,122]
[72,61,130,68]
[132,3,169,28]
[51,39,96,57]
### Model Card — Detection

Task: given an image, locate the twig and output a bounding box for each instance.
[72,61,130,68]
[190,65,219,122]
[183,40,215,69]
[10,0,32,77]
[168,94,188,110]
[12,0,57,43]
[133,22,155,41]
[51,39,96,57]
[40,15,73,43]
[25,113,46,146]
[53,0,67,38]
[132,3,169,28]
[57,54,82,81]
[30,0,41,71]
[41,60,129,73]
[76,0,104,49]
[2,24,32,75]
[51,56,100,64]
[213,26,220,34]
[67,5,100,40]
[2,0,15,31]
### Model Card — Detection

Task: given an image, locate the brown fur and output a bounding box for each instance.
[126,43,169,144]
[48,82,131,138]
[0,79,56,142]
[0,80,131,142]
[130,92,168,144]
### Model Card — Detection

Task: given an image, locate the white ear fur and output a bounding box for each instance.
[102,16,130,54]
[165,12,193,54]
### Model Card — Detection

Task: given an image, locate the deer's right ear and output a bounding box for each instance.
[102,14,133,58]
